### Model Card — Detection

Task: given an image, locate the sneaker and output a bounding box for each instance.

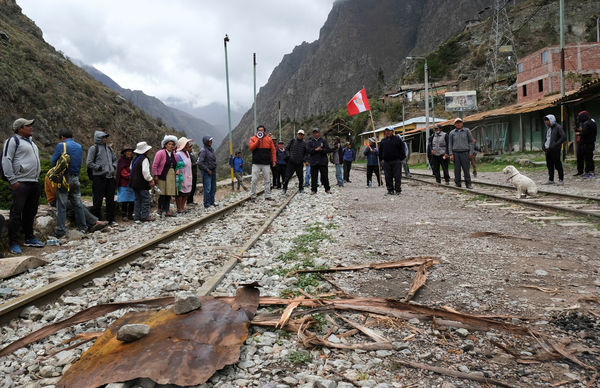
[311,191,317,195]
[108,221,119,226]
[573,172,583,176]
[24,237,44,248]
[325,190,332,194]
[9,244,22,255]
[557,180,564,186]
[583,173,595,179]
[141,216,156,222]
[466,185,473,189]
[265,197,274,201]
[543,180,555,185]
[445,181,450,185]
[386,191,394,196]
[455,184,462,188]
[281,189,287,195]
[90,220,109,232]
[298,189,305,194]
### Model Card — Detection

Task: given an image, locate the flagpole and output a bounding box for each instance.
[224,34,234,190]
[367,100,382,182]
[253,53,257,131]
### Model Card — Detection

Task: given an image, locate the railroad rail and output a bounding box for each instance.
[0,189,297,321]
[354,166,600,220]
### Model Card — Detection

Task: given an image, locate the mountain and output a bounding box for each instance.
[164,99,244,138]
[0,0,175,153]
[216,0,491,160]
[79,64,225,146]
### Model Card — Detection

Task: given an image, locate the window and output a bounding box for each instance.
[517,63,524,73]
[522,84,527,97]
[538,79,543,92]
[541,51,548,64]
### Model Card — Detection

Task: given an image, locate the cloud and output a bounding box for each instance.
[18,0,335,111]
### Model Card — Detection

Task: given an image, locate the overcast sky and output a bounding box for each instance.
[18,0,336,112]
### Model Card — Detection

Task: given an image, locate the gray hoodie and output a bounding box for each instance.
[198,136,216,172]
[543,114,566,152]
[86,131,117,178]
[1,134,41,184]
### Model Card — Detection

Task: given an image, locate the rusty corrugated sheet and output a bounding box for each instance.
[57,286,259,388]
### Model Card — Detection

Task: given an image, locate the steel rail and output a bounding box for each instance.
[0,189,295,318]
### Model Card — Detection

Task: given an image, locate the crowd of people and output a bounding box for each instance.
[2,113,595,256]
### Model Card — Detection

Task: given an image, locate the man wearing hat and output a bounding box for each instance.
[363,137,381,187]
[2,118,44,254]
[379,127,406,195]
[331,136,344,187]
[87,130,118,224]
[248,125,276,200]
[448,118,474,189]
[306,128,332,194]
[51,129,88,238]
[230,151,248,191]
[129,142,155,222]
[282,129,308,194]
[273,140,287,189]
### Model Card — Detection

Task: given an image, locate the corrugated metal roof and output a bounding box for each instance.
[358,117,446,136]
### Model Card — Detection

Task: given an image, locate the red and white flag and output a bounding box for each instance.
[346,88,370,116]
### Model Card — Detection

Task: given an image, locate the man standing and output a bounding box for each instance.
[198,136,217,208]
[379,127,406,195]
[282,129,308,194]
[542,114,566,185]
[187,145,198,205]
[448,118,474,189]
[306,128,332,194]
[274,141,287,189]
[363,137,381,187]
[2,118,44,254]
[87,131,117,224]
[342,142,355,183]
[576,111,597,179]
[427,124,450,185]
[51,129,87,238]
[231,151,248,191]
[331,137,344,187]
[248,125,276,200]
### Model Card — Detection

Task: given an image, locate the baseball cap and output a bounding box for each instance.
[453,118,463,124]
[13,118,34,132]
[297,129,305,135]
[312,128,320,133]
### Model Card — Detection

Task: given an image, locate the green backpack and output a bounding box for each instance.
[47,142,71,189]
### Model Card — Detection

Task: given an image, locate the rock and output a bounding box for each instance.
[173,292,202,315]
[282,376,298,385]
[327,334,341,344]
[105,383,128,388]
[39,365,55,378]
[535,269,548,276]
[117,324,150,342]
[19,306,43,320]
[314,380,337,388]
[0,287,14,297]
[66,229,85,240]
[457,365,470,373]
[408,318,420,324]
[455,328,469,337]
[375,350,393,357]
[54,350,78,366]
[34,215,55,236]
[441,382,456,388]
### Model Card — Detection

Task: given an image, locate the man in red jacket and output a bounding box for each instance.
[248,125,276,200]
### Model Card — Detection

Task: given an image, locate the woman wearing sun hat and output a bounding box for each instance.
[152,135,179,217]
[130,141,155,222]
[175,137,193,213]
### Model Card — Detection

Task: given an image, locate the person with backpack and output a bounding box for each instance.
[1,118,44,254]
[51,129,88,238]
[116,145,135,220]
[87,131,118,224]
[282,129,308,194]
[130,142,155,222]
[152,135,179,216]
[230,151,247,191]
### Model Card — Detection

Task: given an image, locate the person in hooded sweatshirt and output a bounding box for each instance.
[575,111,597,179]
[542,114,566,185]
[198,136,217,208]
[87,130,118,224]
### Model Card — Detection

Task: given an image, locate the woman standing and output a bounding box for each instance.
[116,145,135,220]
[152,135,178,217]
[175,137,193,213]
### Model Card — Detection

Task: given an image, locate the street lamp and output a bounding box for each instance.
[406,56,429,156]
[224,34,234,190]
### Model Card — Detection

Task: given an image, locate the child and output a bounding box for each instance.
[230,151,248,191]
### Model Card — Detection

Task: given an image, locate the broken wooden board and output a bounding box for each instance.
[469,231,533,240]
[289,256,440,276]
[58,285,259,388]
[556,222,593,227]
[0,256,47,279]
[526,216,571,221]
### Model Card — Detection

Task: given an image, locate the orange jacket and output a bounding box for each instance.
[248,134,276,165]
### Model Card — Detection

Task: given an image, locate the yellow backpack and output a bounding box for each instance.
[47,142,70,190]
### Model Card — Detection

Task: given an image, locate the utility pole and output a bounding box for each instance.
[278,101,282,140]
[224,34,234,190]
[487,0,517,83]
[406,56,429,154]
[253,53,257,131]
[559,0,566,159]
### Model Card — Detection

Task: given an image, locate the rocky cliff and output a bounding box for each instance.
[216,0,491,160]
[0,0,175,154]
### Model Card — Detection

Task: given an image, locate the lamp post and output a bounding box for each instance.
[406,56,429,155]
[224,34,234,190]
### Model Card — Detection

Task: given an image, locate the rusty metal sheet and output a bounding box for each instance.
[58,286,259,388]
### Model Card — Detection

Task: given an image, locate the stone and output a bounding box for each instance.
[19,306,43,320]
[375,350,393,357]
[55,350,78,366]
[39,365,55,378]
[117,324,150,342]
[455,328,469,337]
[327,334,341,344]
[534,269,548,276]
[314,380,337,388]
[282,377,298,385]
[173,292,202,315]
[457,365,470,373]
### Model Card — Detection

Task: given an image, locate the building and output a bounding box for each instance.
[517,42,600,104]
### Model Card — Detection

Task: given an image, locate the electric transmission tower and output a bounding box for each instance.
[487,0,517,82]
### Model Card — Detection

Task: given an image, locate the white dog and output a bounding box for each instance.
[503,165,538,198]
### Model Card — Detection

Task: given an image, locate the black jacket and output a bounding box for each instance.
[542,115,566,152]
[379,135,406,162]
[578,112,597,146]
[306,136,332,166]
[285,137,307,164]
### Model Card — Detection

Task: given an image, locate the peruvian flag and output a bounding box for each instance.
[346,88,370,116]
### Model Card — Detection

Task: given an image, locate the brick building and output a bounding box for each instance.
[516,42,600,104]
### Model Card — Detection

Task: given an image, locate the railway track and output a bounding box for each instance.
[354,166,600,220]
[0,188,296,322]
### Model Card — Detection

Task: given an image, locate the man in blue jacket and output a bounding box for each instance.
[51,129,87,238]
[342,142,355,183]
[231,151,247,191]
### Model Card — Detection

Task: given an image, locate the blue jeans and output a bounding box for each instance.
[56,175,87,235]
[202,170,217,207]
[335,164,343,186]
[304,165,311,187]
[133,189,151,220]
